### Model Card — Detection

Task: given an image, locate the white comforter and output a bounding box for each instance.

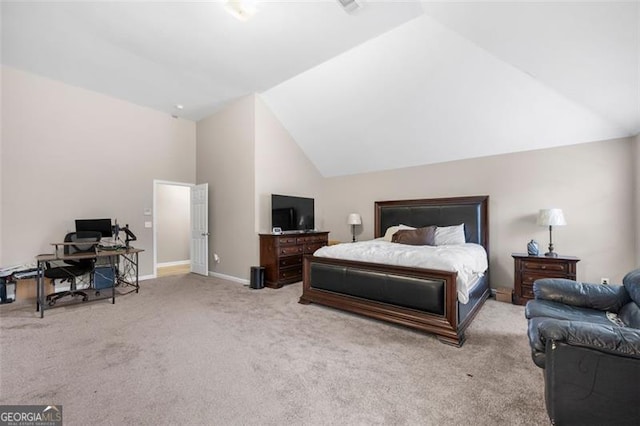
[313,240,488,304]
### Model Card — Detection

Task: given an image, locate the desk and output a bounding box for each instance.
[36,246,143,318]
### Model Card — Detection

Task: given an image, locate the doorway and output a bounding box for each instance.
[153,180,193,277]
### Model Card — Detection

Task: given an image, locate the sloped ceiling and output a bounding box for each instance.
[2,1,639,177]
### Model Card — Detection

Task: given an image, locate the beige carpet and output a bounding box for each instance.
[0,274,548,425]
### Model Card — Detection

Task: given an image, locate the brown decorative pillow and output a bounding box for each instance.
[391,226,436,246]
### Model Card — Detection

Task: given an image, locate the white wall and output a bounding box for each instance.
[254,95,324,235]
[635,134,640,267]
[0,66,3,265]
[323,137,636,288]
[1,67,196,275]
[196,95,256,280]
[157,184,190,264]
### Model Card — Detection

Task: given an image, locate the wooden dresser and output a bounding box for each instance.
[512,253,580,305]
[259,231,329,288]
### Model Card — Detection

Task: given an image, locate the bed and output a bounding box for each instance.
[299,195,490,346]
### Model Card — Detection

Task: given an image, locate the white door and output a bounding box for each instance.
[190,183,209,276]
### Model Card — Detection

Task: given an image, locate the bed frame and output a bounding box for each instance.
[299,195,490,346]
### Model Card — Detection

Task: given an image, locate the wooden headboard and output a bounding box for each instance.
[374,196,489,254]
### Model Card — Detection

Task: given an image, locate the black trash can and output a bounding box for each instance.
[249,266,265,289]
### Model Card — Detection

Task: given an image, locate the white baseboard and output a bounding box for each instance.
[157,260,190,267]
[209,271,249,285]
[138,271,248,284]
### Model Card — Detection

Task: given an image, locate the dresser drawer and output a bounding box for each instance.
[297,235,327,244]
[279,267,302,281]
[305,242,326,254]
[278,237,297,245]
[279,255,302,268]
[522,261,568,273]
[279,245,304,256]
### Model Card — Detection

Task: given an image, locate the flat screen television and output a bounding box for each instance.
[271,194,315,232]
[75,218,113,238]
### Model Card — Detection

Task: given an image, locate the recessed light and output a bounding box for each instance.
[224,0,259,22]
[175,104,184,110]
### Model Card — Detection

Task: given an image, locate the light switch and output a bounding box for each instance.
[144,221,152,228]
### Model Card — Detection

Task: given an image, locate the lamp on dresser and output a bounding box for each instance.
[347,213,361,242]
[537,208,566,257]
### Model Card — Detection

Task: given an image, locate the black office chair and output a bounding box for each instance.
[45,231,101,306]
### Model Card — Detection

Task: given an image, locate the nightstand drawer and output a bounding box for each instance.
[522,273,560,285]
[521,284,534,299]
[512,253,579,306]
[522,261,567,273]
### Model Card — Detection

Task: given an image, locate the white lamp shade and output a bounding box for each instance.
[537,209,567,227]
[347,213,362,225]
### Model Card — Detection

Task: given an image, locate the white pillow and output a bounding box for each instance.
[434,224,466,245]
[383,224,415,241]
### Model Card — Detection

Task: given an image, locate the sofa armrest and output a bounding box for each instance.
[544,340,640,425]
[537,319,640,359]
[533,278,631,312]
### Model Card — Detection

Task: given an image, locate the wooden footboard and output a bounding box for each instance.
[299,255,474,346]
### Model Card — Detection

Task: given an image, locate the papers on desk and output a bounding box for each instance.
[98,238,125,250]
[1,263,37,278]
[13,269,39,279]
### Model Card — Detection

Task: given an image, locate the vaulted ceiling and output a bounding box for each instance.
[2,1,639,176]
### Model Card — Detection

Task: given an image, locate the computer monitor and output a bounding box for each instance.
[75,218,113,238]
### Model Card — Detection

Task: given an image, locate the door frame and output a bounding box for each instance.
[153,179,195,278]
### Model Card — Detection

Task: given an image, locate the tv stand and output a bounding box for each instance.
[259,231,329,288]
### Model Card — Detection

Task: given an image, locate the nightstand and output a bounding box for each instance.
[512,253,580,305]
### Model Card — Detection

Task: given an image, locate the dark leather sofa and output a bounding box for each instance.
[525,269,640,425]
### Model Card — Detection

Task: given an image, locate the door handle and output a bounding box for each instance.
[201,232,210,236]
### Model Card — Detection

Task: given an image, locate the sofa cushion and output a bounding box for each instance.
[525,299,611,326]
[623,269,640,306]
[619,302,640,329]
[533,278,630,312]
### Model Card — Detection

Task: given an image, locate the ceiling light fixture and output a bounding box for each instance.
[224,0,259,22]
[337,0,362,14]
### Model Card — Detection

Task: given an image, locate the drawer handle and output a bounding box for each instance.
[541,265,546,270]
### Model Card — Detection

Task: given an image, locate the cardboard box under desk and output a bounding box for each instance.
[15,277,54,302]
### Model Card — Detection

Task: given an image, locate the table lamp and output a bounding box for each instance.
[347,213,362,242]
[537,208,566,257]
